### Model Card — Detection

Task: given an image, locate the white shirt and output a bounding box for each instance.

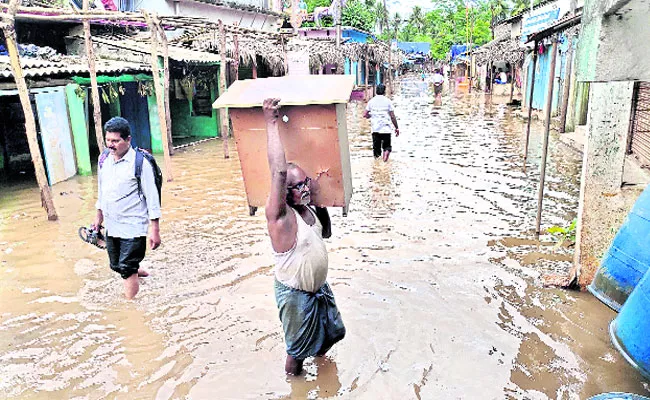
[96,147,161,238]
[433,73,444,85]
[366,95,395,134]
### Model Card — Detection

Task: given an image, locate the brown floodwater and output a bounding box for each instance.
[1,75,649,399]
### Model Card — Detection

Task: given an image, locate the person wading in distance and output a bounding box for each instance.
[364,84,400,162]
[263,98,346,375]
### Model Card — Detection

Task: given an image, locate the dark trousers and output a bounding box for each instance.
[372,132,392,158]
[106,236,146,279]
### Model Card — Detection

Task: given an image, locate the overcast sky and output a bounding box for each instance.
[387,0,434,18]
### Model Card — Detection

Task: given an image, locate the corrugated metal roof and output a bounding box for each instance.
[0,55,150,78]
[92,36,223,64]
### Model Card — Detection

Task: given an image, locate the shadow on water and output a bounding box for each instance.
[0,74,648,399]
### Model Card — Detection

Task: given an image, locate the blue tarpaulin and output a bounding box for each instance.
[450,45,468,63]
[396,41,430,54]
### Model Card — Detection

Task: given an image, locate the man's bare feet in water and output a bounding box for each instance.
[137,269,149,277]
[285,355,303,375]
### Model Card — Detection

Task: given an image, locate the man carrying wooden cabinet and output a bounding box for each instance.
[263,97,346,375]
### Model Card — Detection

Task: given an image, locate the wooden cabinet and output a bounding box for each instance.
[213,75,354,215]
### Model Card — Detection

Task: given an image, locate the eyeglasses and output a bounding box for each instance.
[288,177,311,191]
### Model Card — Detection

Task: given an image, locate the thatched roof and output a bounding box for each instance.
[473,36,525,65]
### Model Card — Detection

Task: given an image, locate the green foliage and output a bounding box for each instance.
[305,0,331,12]
[341,0,376,32]
[548,218,578,247]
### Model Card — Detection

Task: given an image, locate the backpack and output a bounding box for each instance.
[99,147,163,205]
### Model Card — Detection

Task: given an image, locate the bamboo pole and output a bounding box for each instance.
[218,19,230,159]
[2,0,57,220]
[143,11,174,181]
[523,43,538,167]
[154,15,174,155]
[535,38,558,234]
[83,0,105,153]
[559,35,574,133]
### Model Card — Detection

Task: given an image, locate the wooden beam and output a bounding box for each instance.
[2,0,57,220]
[82,0,105,154]
[218,19,230,159]
[154,14,174,155]
[143,11,174,182]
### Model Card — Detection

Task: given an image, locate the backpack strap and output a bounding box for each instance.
[134,147,144,197]
[98,148,110,169]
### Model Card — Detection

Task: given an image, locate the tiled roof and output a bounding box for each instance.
[0,56,150,78]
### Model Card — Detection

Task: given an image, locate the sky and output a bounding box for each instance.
[386,0,434,18]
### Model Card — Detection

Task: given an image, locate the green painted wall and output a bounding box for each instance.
[170,76,219,139]
[65,84,92,176]
[148,94,164,154]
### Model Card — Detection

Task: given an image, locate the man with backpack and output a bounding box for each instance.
[92,117,162,299]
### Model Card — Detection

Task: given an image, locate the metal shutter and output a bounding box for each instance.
[630,82,650,166]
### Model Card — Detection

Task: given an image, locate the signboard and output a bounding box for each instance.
[520,0,569,42]
[287,39,311,76]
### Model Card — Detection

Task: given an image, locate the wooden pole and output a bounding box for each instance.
[143,11,173,181]
[523,42,538,167]
[234,30,240,81]
[535,38,558,234]
[509,62,515,103]
[82,0,105,153]
[364,54,369,101]
[154,15,174,155]
[218,19,230,159]
[2,0,57,220]
[559,35,574,133]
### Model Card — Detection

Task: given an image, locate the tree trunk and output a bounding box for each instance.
[218,20,230,159]
[144,11,174,181]
[3,0,57,220]
[83,0,105,153]
[154,16,174,155]
[252,60,258,79]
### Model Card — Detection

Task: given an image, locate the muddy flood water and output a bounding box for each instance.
[1,76,649,399]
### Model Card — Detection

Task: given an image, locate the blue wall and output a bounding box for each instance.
[525,42,562,112]
[342,28,373,43]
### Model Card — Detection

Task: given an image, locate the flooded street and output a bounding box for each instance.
[1,76,649,399]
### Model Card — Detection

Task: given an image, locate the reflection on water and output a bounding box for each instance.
[0,75,648,399]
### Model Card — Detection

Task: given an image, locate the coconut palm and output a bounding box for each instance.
[375,1,389,34]
[410,5,425,33]
[391,12,402,38]
[489,0,510,39]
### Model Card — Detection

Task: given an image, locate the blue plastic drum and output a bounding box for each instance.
[589,393,650,400]
[610,269,650,381]
[588,186,650,311]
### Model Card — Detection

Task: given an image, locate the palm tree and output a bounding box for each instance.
[391,12,402,38]
[375,1,389,34]
[489,0,510,39]
[410,5,425,33]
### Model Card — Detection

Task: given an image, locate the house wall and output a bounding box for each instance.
[576,0,650,82]
[170,78,220,139]
[574,81,637,287]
